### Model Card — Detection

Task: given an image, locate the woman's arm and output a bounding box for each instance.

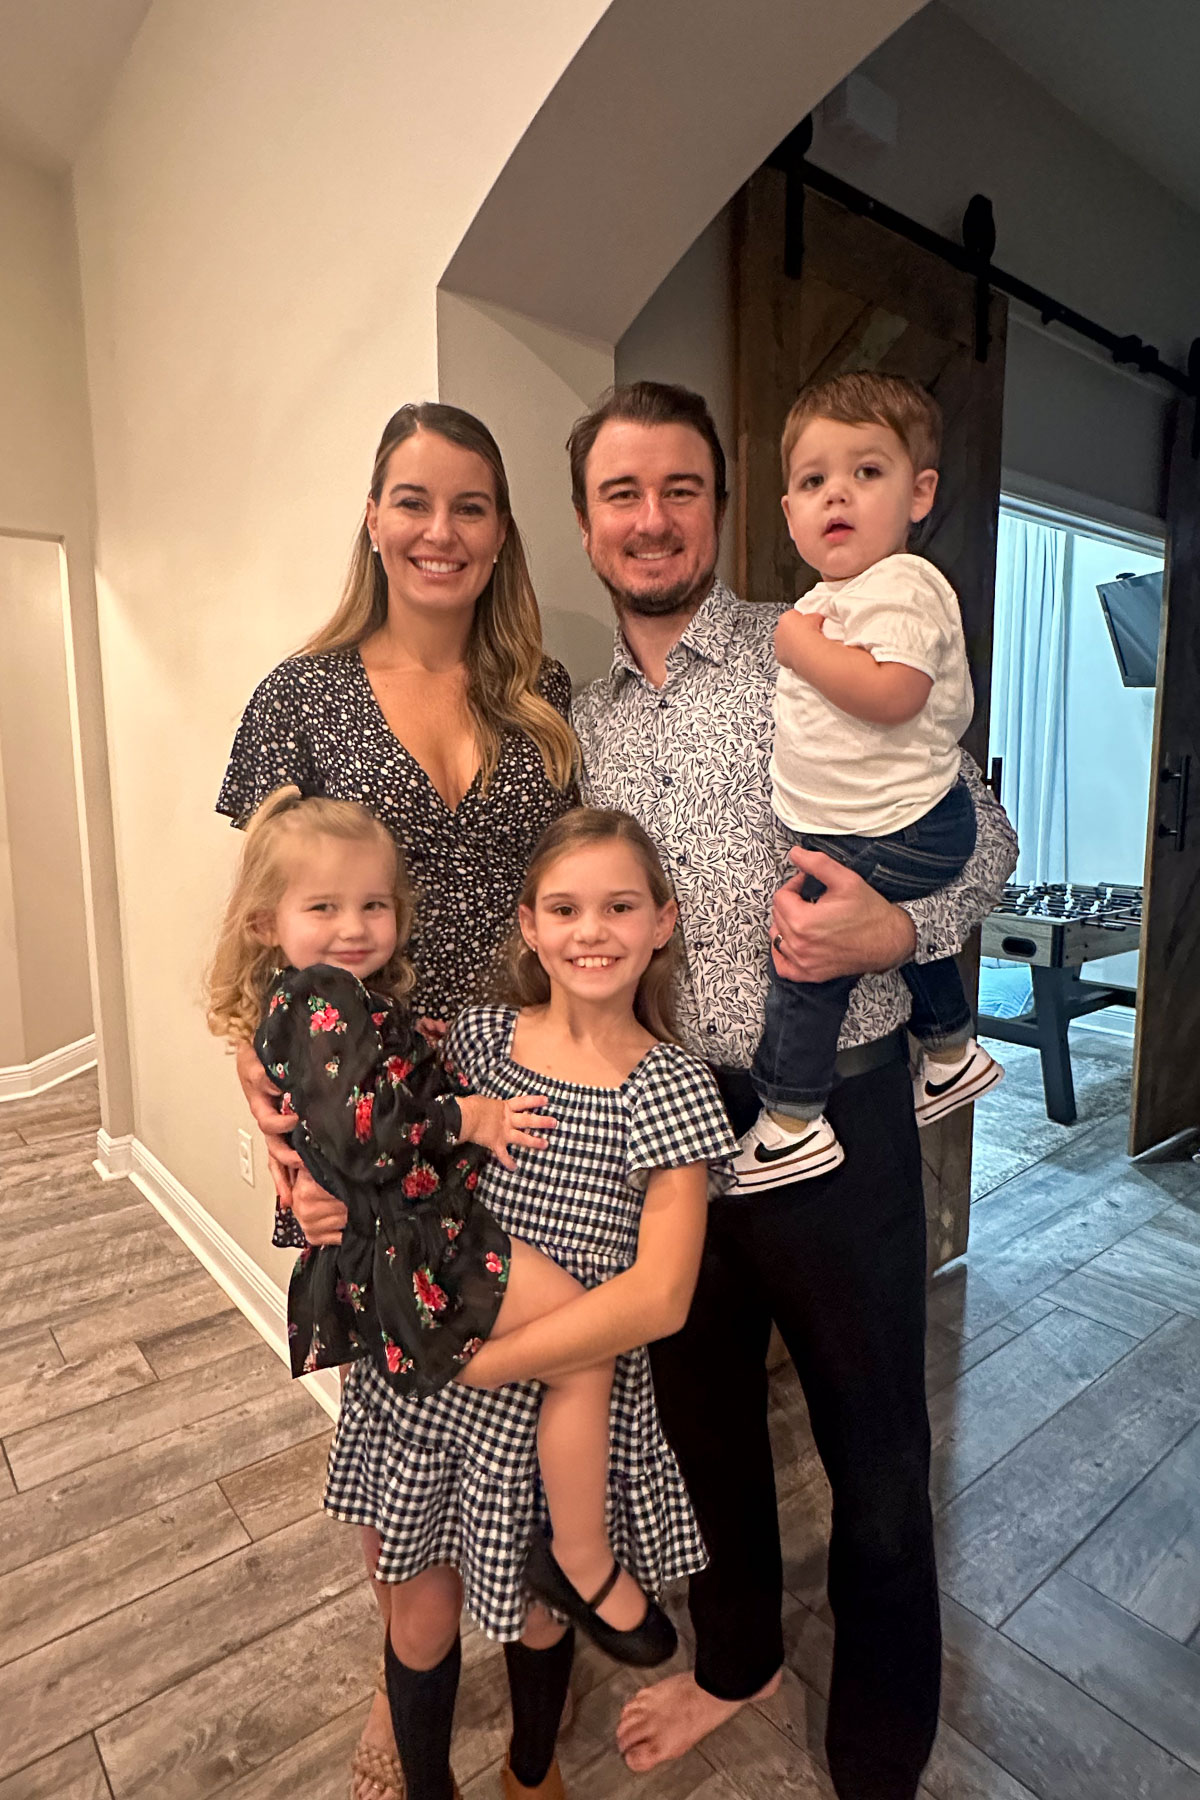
[775,610,931,725]
[457,1163,708,1388]
[235,1039,302,1205]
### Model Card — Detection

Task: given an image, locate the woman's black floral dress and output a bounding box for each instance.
[256,963,511,1397]
[217,648,576,1253]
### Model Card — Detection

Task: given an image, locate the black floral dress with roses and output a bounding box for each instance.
[255,963,512,1398]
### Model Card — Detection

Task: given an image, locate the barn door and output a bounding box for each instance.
[1130,393,1200,1154]
[735,169,1007,1269]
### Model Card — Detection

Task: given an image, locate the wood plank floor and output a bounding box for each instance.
[2,1072,1199,1797]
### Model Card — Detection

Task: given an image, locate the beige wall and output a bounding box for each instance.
[0,537,93,1063]
[0,142,127,1100]
[0,729,19,1065]
[72,0,613,1273]
[615,1,1198,534]
[808,2,1194,522]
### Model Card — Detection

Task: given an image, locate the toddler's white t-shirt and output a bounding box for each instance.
[770,552,973,836]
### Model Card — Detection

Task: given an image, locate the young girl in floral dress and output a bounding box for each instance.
[208,790,733,1800]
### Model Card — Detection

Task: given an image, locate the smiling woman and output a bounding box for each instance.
[215,404,581,1800]
[218,402,577,1034]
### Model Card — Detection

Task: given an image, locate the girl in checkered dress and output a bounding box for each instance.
[210,796,733,1800]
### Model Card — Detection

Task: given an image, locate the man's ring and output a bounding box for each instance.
[773,934,783,951]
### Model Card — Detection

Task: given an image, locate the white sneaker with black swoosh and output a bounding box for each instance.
[913,1039,1005,1126]
[730,1111,845,1194]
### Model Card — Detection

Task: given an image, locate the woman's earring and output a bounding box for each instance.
[493,553,499,565]
[371,542,380,554]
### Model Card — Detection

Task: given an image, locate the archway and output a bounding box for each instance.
[437,0,924,678]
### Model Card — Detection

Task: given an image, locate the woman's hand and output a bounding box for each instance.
[416,1016,448,1046]
[771,848,916,982]
[235,1040,301,1206]
[290,1169,348,1244]
[457,1094,557,1171]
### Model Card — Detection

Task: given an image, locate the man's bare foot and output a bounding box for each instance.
[350,1685,403,1800]
[616,1668,782,1772]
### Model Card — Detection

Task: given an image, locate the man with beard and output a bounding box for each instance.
[569,381,1016,1800]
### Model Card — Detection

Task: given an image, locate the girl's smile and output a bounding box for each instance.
[520,841,676,1011]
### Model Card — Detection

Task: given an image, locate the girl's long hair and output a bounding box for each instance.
[493,809,683,1043]
[301,402,578,795]
[207,787,415,1044]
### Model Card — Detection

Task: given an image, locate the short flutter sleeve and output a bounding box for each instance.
[626,1046,736,1199]
[217,662,319,826]
[443,1004,518,1095]
[254,965,468,1205]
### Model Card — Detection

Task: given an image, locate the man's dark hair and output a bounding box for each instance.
[567,380,728,515]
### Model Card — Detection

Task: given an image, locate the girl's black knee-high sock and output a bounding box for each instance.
[384,1633,461,1800]
[504,1629,575,1787]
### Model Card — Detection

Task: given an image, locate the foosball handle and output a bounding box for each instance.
[799,873,827,904]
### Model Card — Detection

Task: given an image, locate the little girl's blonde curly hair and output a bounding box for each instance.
[207,786,415,1044]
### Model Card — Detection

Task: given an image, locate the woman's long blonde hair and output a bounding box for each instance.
[207,787,415,1044]
[493,809,683,1043]
[302,403,578,795]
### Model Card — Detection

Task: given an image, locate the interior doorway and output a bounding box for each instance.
[972,499,1165,1199]
[0,533,95,1096]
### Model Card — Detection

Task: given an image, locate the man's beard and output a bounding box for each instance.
[603,561,717,620]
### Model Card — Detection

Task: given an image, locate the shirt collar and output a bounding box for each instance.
[606,578,738,691]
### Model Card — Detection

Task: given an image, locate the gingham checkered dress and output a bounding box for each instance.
[323,1004,736,1641]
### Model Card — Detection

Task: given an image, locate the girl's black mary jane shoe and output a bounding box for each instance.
[524,1533,677,1668]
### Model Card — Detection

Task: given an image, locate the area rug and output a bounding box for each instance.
[971,1026,1133,1200]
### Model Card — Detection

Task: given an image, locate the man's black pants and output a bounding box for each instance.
[648,1048,940,1800]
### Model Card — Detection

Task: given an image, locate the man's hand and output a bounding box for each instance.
[771,848,917,982]
[290,1169,348,1244]
[235,1040,301,1206]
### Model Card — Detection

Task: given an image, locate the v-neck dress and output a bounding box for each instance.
[323,1004,737,1641]
[217,647,576,1247]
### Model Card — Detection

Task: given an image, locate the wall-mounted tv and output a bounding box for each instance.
[1096,570,1163,689]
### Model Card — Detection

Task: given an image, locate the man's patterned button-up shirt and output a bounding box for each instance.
[573,579,1018,1069]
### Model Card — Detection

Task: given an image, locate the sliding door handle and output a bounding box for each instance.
[1157,753,1191,850]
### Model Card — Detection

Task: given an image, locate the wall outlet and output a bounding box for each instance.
[237,1128,255,1187]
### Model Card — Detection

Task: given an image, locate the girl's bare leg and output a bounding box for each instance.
[469,1237,647,1631]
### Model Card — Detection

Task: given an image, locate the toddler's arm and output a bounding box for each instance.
[775,609,932,726]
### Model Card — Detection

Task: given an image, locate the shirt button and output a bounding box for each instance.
[678,853,688,865]
[658,697,668,710]
[707,1023,718,1035]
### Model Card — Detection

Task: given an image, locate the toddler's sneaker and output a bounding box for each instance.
[913,1038,1004,1127]
[731,1111,845,1193]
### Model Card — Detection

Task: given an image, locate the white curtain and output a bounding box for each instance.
[988,513,1069,884]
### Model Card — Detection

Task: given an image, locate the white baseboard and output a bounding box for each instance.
[122,1134,340,1422]
[0,1034,97,1101]
[94,1129,135,1180]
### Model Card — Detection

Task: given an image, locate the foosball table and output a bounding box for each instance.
[977,882,1142,1124]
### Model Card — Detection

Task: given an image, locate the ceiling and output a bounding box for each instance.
[0,0,150,172]
[941,0,1200,217]
[0,0,1198,221]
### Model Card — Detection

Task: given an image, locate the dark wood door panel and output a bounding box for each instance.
[735,171,1006,1268]
[1131,399,1200,1154]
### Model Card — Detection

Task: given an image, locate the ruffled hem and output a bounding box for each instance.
[323,1364,706,1642]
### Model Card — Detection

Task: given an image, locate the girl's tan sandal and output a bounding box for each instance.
[500,1757,565,1800]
